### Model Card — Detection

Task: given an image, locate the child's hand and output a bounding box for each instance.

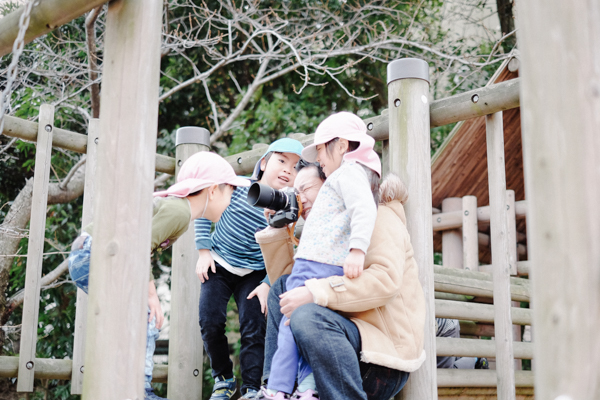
[280,287,314,325]
[343,248,365,279]
[148,281,164,329]
[247,282,270,316]
[196,249,215,283]
[264,208,275,223]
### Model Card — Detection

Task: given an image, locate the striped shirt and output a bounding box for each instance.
[194,186,268,270]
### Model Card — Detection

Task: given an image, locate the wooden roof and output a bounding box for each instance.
[431,65,522,209]
[430,60,525,262]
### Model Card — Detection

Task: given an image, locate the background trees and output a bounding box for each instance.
[0,0,513,398]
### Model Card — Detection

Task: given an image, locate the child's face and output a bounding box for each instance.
[259,152,300,189]
[207,184,235,222]
[316,139,346,177]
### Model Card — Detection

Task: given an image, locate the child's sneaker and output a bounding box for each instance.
[291,389,319,399]
[475,357,490,369]
[256,387,290,399]
[241,388,259,399]
[210,376,237,400]
[144,388,169,400]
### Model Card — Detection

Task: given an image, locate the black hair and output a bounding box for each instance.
[295,159,326,181]
[255,151,282,181]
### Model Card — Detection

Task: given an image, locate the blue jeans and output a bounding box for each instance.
[198,264,266,392]
[68,235,159,389]
[265,275,410,400]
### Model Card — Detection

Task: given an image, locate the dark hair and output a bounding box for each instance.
[295,159,326,181]
[188,183,233,197]
[255,151,280,181]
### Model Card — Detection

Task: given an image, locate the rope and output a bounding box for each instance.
[0,0,36,134]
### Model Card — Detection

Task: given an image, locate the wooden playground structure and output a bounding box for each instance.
[0,1,598,399]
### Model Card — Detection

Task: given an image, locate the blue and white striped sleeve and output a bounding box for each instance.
[194,218,212,250]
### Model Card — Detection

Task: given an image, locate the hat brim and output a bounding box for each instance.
[301,144,319,163]
[154,176,250,198]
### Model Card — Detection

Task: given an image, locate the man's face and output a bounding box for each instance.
[294,167,324,220]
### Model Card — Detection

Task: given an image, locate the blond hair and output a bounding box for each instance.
[379,173,408,205]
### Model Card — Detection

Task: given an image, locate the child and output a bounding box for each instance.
[68,152,249,400]
[261,112,381,400]
[195,138,303,400]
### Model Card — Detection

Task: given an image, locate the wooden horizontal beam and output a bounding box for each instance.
[434,271,530,302]
[435,299,532,325]
[434,265,530,288]
[0,0,107,58]
[437,369,534,388]
[433,201,527,231]
[438,387,534,398]
[437,337,533,359]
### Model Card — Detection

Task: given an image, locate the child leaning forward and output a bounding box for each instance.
[68,152,249,400]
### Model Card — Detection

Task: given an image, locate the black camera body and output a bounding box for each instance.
[247,182,300,228]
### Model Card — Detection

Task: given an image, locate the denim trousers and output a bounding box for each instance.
[198,264,266,392]
[264,275,410,400]
[67,236,159,389]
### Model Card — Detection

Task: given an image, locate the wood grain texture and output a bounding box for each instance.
[486,111,516,400]
[462,196,479,271]
[70,119,99,394]
[442,198,463,269]
[388,74,437,400]
[167,144,207,400]
[17,104,54,392]
[81,0,163,398]
[517,0,600,398]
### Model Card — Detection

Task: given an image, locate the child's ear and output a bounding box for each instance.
[338,138,349,153]
[207,184,219,199]
[260,157,267,172]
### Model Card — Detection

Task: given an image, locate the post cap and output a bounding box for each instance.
[387,58,429,84]
[175,126,210,147]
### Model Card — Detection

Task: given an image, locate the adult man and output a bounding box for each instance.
[257,163,425,400]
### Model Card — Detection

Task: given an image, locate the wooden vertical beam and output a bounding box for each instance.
[16,104,55,392]
[387,58,437,400]
[486,111,516,400]
[167,127,209,399]
[442,198,463,269]
[381,139,390,177]
[506,190,522,370]
[462,196,479,271]
[82,0,162,398]
[516,1,600,398]
[70,119,100,394]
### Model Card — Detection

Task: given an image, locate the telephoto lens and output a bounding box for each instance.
[247,182,290,211]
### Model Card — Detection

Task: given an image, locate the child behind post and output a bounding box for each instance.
[261,112,381,400]
[195,138,303,400]
[67,152,249,400]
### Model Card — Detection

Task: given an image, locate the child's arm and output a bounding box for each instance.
[194,218,215,282]
[148,280,164,329]
[343,248,366,279]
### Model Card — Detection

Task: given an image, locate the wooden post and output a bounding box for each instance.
[387,58,437,400]
[167,127,209,399]
[442,198,463,269]
[70,119,99,394]
[81,0,162,398]
[17,104,54,392]
[462,196,478,271]
[516,1,600,397]
[485,111,516,400]
[381,140,390,177]
[506,190,522,370]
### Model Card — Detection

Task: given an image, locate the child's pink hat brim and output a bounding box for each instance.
[302,112,381,177]
[154,152,249,198]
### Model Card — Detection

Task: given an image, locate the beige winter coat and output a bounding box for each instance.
[255,200,426,373]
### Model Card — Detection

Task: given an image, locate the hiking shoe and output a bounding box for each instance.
[144,388,169,400]
[256,387,290,399]
[241,388,260,399]
[291,389,319,399]
[210,376,237,400]
[475,357,490,369]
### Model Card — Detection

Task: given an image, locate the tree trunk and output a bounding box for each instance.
[496,0,516,51]
[0,165,86,351]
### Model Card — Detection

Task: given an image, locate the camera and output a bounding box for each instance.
[246,182,300,228]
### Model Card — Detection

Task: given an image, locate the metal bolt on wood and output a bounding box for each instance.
[367,122,374,130]
[394,98,401,107]
[26,361,34,370]
[471,94,479,103]
[44,124,52,132]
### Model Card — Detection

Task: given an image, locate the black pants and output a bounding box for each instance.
[199,264,266,392]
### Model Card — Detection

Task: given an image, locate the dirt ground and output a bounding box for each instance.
[0,379,18,400]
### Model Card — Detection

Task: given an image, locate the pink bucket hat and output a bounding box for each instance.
[154,152,249,198]
[302,111,381,177]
